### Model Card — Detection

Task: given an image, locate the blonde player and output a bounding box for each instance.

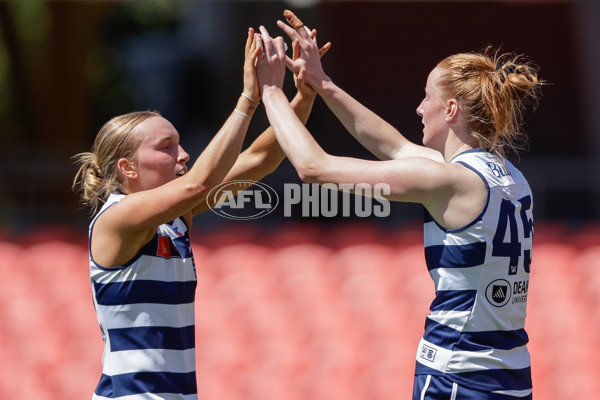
[72,28,328,400]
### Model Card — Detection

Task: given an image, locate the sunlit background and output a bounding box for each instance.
[0,0,599,399]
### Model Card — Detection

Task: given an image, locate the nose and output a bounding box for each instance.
[416,101,424,117]
[177,145,190,163]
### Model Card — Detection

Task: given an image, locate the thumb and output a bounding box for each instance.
[297,67,307,82]
[295,67,311,92]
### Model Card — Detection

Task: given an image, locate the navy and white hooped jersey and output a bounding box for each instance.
[416,149,533,397]
[89,193,198,400]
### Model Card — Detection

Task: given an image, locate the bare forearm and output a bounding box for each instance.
[225,90,316,180]
[188,110,250,190]
[292,90,317,124]
[262,87,327,181]
[191,91,316,215]
[315,80,409,160]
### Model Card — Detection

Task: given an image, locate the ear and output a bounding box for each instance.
[117,157,137,179]
[445,99,460,122]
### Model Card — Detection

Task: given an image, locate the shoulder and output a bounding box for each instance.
[423,154,489,230]
[90,193,158,268]
[454,150,528,188]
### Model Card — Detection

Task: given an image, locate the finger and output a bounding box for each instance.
[319,42,332,58]
[250,41,262,63]
[283,9,304,29]
[292,39,300,61]
[309,28,320,50]
[258,27,274,57]
[248,29,258,55]
[244,28,254,57]
[297,67,306,83]
[284,52,298,73]
[274,36,287,58]
[254,33,264,57]
[309,28,324,49]
[258,25,272,40]
[276,19,309,40]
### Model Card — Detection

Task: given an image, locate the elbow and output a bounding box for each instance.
[295,162,323,184]
[180,173,217,199]
[185,180,211,199]
[288,149,332,184]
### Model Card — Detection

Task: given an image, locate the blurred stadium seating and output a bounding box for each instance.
[0,221,598,399]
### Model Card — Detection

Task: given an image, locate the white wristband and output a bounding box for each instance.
[233,108,251,119]
[241,92,260,105]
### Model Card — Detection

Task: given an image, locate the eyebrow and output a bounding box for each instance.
[156,134,180,144]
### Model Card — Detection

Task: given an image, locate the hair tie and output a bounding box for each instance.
[496,62,517,83]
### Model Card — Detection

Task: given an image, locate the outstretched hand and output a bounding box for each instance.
[291,27,331,97]
[277,15,331,91]
[255,26,288,95]
[291,39,312,98]
[242,27,262,101]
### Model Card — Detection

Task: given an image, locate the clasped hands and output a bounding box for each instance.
[253,13,331,96]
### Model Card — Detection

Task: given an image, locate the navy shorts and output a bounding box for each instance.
[413,375,532,400]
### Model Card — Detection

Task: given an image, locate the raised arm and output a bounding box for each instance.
[276,15,441,162]
[191,89,316,215]
[256,26,486,230]
[192,30,329,215]
[89,30,262,267]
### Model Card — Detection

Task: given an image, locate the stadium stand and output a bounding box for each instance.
[0,222,598,400]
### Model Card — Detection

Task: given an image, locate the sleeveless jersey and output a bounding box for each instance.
[415,149,533,397]
[89,193,198,400]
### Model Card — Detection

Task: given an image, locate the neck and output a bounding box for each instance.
[441,123,481,161]
[442,135,475,161]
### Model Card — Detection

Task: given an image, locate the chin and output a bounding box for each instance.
[421,133,438,150]
[421,136,431,148]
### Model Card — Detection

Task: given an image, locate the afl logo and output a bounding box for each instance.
[207,180,279,220]
[485,279,511,307]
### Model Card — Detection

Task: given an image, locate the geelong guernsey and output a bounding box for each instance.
[89,193,198,400]
[415,149,533,396]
